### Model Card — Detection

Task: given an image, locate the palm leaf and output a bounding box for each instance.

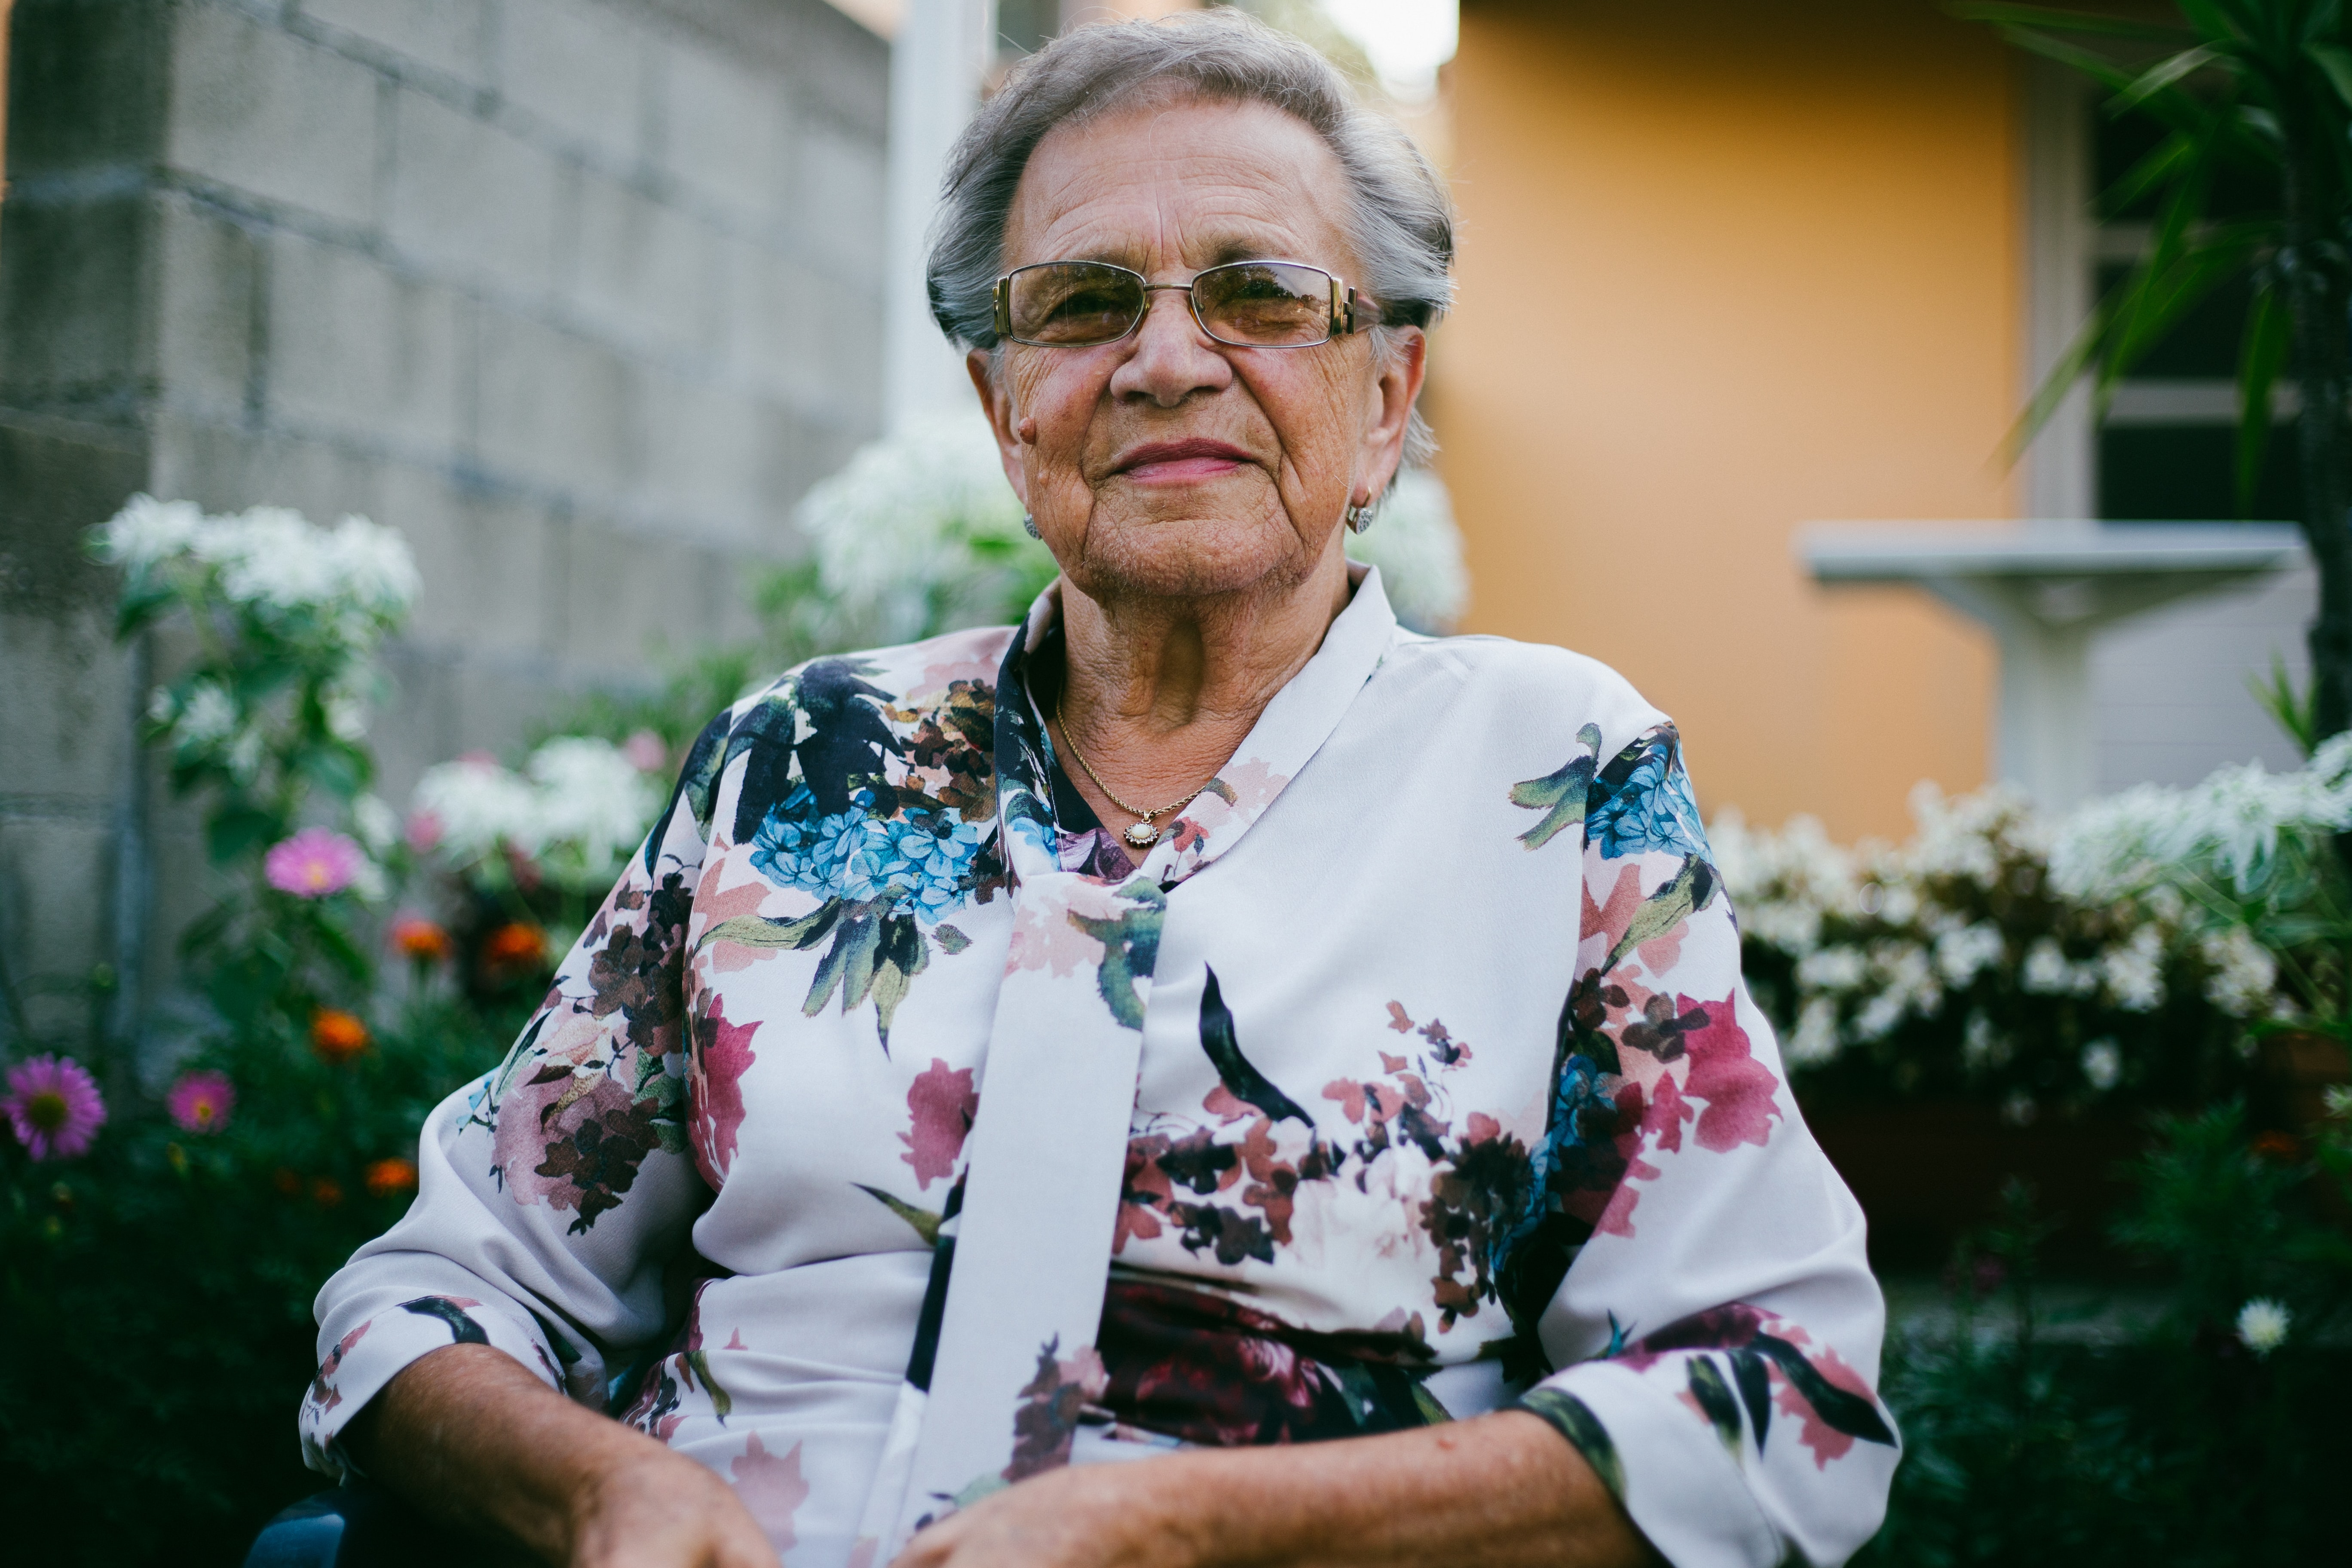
[2236,278,2292,514]
[1947,5,2195,44]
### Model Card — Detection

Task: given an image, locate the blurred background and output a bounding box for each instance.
[2,3,2345,1565]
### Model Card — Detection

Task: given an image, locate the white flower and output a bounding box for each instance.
[2236,1298,2291,1357]
[1343,466,1470,632]
[2000,1091,2037,1127]
[325,693,368,743]
[1798,945,1868,993]
[412,756,544,865]
[413,738,661,894]
[2199,926,2278,1018]
[1935,922,2006,988]
[352,793,400,857]
[2080,1037,2122,1092]
[525,738,661,882]
[1877,882,1921,928]
[93,493,204,568]
[2323,1084,2352,1119]
[2056,753,2352,903]
[2022,938,2097,996]
[1786,998,1842,1066]
[226,727,265,783]
[197,506,418,619]
[1963,1012,2011,1070]
[2099,925,2166,1013]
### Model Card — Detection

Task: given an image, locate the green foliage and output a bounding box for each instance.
[1864,1109,2352,1565]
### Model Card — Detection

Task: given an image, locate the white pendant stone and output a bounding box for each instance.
[1123,821,1159,849]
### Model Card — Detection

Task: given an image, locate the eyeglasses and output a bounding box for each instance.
[992,259,1374,349]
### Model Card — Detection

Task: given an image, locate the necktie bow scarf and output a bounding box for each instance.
[853,575,1396,1560]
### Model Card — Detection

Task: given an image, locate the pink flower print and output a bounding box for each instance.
[166,1069,235,1133]
[1678,991,1782,1153]
[900,1058,978,1189]
[690,994,761,1188]
[264,827,363,897]
[729,1433,811,1552]
[3,1054,107,1160]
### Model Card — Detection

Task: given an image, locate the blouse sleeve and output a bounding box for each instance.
[299,710,735,1479]
[1511,722,1898,1568]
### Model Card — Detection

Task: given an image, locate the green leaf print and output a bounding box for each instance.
[1067,884,1165,1030]
[1516,1387,1626,1498]
[1688,1355,1745,1453]
[1603,854,1720,971]
[1509,723,1604,851]
[855,1183,943,1246]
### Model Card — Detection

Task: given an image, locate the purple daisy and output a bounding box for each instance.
[166,1069,235,1134]
[264,827,363,897]
[3,1054,107,1161]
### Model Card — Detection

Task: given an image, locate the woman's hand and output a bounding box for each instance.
[563,1442,780,1568]
[891,1462,1189,1568]
[351,1342,780,1568]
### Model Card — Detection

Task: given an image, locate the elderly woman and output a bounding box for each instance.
[303,15,1896,1568]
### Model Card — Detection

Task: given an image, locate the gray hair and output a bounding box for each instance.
[926,9,1455,467]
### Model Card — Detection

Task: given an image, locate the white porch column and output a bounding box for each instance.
[883,0,996,434]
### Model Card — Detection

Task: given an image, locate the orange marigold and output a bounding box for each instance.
[310,1008,371,1063]
[365,1156,420,1197]
[389,913,453,963]
[2251,1130,2302,1163]
[310,1176,345,1207]
[482,922,548,970]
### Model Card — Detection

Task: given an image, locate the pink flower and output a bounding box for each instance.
[3,1054,107,1161]
[623,729,668,773]
[166,1070,235,1134]
[404,810,444,854]
[264,827,363,897]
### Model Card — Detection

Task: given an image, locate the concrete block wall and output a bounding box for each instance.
[0,0,890,1050]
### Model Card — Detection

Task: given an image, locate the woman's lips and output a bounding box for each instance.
[1115,440,1253,483]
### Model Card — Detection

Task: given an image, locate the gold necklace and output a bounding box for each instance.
[1054,690,1211,850]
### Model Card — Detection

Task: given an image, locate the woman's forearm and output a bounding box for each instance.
[1170,1412,1659,1568]
[343,1342,640,1558]
[896,1407,1660,1568]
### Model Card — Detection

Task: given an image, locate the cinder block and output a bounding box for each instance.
[0,814,119,1040]
[3,0,169,176]
[0,415,150,615]
[792,119,886,275]
[715,235,819,399]
[167,3,380,229]
[499,0,650,166]
[569,174,714,357]
[153,195,263,422]
[472,309,637,497]
[0,606,135,801]
[634,366,765,541]
[0,195,154,404]
[385,85,565,295]
[657,39,790,221]
[553,510,714,676]
[265,229,465,455]
[144,413,392,523]
[298,0,493,89]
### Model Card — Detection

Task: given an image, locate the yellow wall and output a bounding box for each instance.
[1435,0,2018,840]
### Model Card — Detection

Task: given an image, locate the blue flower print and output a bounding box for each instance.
[751,784,984,925]
[1589,732,1710,861]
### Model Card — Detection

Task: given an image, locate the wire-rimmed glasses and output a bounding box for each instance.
[992,259,1374,348]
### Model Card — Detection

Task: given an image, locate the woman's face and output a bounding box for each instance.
[975,95,1426,606]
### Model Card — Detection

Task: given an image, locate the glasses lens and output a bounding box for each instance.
[1007,263,1144,345]
[1194,263,1332,346]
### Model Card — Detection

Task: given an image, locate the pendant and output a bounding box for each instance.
[1123,820,1159,849]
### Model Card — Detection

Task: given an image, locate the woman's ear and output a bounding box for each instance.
[968,349,1029,506]
[1357,326,1427,496]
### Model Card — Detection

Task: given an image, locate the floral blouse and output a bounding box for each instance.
[304,568,1897,1568]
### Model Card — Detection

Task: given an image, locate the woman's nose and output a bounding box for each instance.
[1112,289,1232,407]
